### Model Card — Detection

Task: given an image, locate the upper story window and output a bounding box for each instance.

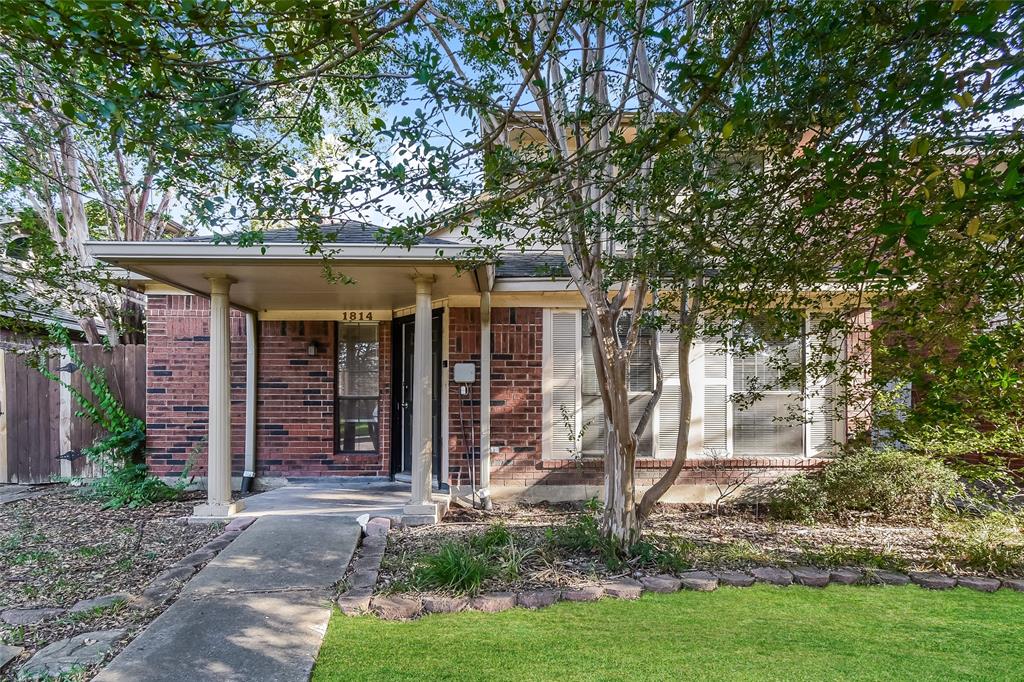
[336,323,379,453]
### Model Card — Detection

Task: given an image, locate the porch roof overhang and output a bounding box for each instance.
[85,240,489,313]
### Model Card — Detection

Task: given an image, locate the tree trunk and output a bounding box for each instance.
[590,312,642,549]
[602,419,640,547]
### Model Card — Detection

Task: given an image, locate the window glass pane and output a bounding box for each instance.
[337,324,379,453]
[730,319,803,456]
[733,395,803,455]
[337,324,378,396]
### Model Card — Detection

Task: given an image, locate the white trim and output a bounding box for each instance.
[493,278,575,292]
[541,309,553,457]
[85,241,474,262]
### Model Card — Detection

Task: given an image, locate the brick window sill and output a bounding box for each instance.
[538,456,829,470]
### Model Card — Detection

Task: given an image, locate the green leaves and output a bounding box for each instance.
[952,178,966,199]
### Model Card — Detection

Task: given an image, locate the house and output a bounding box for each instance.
[85,221,871,523]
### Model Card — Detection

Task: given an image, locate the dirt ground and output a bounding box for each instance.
[376,501,949,595]
[0,485,221,679]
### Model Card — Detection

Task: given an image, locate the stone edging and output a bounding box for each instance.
[335,527,1024,621]
[4,516,255,680]
[130,515,255,610]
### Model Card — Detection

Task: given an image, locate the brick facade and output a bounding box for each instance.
[146,295,246,477]
[146,296,858,494]
[146,295,391,479]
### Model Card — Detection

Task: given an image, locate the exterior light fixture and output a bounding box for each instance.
[307,340,320,356]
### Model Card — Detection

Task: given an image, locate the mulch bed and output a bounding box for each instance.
[376,502,949,596]
[0,485,222,679]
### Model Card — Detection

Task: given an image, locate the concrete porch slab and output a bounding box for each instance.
[239,480,410,520]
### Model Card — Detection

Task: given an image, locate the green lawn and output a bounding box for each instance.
[313,585,1024,681]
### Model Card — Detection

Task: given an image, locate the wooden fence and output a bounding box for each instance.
[0,343,146,484]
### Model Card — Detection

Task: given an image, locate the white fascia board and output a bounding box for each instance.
[84,240,473,263]
[493,277,575,292]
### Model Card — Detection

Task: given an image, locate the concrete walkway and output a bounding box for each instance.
[95,514,360,682]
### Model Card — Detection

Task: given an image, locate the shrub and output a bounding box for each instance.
[547,514,625,569]
[764,473,824,524]
[40,326,182,509]
[933,512,1024,577]
[413,543,492,595]
[766,447,964,522]
[89,463,180,509]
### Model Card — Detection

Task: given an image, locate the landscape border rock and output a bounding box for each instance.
[18,629,125,680]
[909,572,956,590]
[336,524,1023,621]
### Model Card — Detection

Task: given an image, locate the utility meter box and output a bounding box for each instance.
[453,362,476,383]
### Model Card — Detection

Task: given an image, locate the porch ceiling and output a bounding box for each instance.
[86,242,484,311]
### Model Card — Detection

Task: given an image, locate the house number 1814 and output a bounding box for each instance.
[340,311,373,321]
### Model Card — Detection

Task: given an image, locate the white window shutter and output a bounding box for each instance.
[656,330,681,457]
[806,315,836,455]
[703,338,729,453]
[548,310,580,457]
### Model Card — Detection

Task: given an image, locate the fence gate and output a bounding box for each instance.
[0,344,146,484]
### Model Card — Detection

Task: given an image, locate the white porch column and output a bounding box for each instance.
[194,275,244,518]
[404,274,439,523]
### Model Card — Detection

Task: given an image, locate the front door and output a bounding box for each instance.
[392,311,442,483]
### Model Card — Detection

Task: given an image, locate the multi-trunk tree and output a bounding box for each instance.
[4,0,1021,547]
[367,0,1023,545]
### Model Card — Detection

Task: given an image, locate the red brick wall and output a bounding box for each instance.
[485,307,545,487]
[146,295,391,479]
[447,308,480,485]
[146,295,246,477]
[256,321,336,476]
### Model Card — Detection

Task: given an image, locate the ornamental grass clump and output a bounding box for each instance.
[412,542,492,595]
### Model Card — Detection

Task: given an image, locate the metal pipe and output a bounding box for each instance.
[241,310,257,493]
[479,290,492,509]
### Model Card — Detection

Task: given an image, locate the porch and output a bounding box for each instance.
[87,228,492,525]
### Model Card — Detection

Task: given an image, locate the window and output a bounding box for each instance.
[336,324,379,453]
[581,315,655,456]
[704,316,838,457]
[729,322,804,456]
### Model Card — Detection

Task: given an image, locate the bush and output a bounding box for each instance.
[546,514,630,569]
[933,513,1024,577]
[40,327,182,509]
[766,447,964,522]
[89,463,179,509]
[413,543,492,595]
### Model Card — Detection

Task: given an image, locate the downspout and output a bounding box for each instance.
[479,286,493,510]
[241,310,258,493]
